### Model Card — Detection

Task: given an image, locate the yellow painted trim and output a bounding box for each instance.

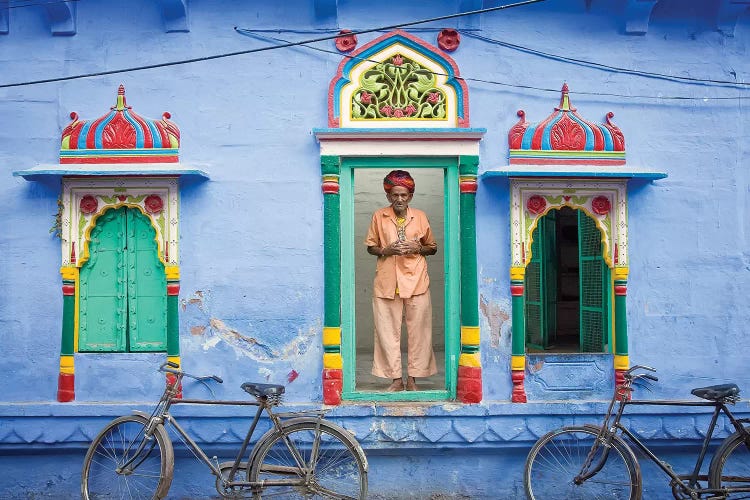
[165,266,180,280]
[323,353,343,369]
[511,355,526,371]
[167,356,181,368]
[60,355,75,374]
[510,267,525,280]
[458,352,481,367]
[460,326,480,346]
[322,327,341,346]
[614,267,629,280]
[60,266,78,280]
[74,272,79,352]
[614,355,629,371]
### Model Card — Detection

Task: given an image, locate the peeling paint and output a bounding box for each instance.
[189,325,206,336]
[287,370,299,383]
[479,295,510,348]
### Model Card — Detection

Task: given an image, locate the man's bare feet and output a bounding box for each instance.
[386,378,404,392]
[406,376,418,391]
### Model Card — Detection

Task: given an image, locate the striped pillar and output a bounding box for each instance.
[57,267,77,402]
[613,267,629,389]
[166,266,182,398]
[510,266,527,403]
[321,155,343,405]
[457,156,482,403]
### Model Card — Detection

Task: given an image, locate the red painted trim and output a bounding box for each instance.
[62,284,75,295]
[459,181,477,194]
[57,373,75,402]
[167,283,180,295]
[60,156,179,164]
[614,285,627,295]
[322,368,343,405]
[322,182,340,194]
[457,365,482,403]
[510,284,524,296]
[511,370,527,403]
[508,158,626,166]
[129,112,155,148]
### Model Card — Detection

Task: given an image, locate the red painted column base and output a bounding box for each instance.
[57,373,75,402]
[457,365,482,403]
[322,369,342,405]
[511,370,527,403]
[614,369,630,400]
[166,373,183,399]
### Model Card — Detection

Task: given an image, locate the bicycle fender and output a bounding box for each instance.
[131,410,150,419]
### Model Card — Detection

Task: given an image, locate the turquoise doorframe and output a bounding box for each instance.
[339,157,460,402]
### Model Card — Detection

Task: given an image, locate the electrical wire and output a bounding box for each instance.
[237,29,750,101]
[2,0,78,10]
[460,31,749,88]
[0,0,543,89]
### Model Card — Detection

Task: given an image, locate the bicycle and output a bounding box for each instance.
[81,362,368,499]
[524,365,750,499]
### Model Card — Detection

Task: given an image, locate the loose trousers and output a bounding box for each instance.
[371,290,437,379]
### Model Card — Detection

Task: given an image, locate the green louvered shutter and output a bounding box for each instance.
[127,208,167,351]
[79,209,127,352]
[525,213,557,350]
[578,211,610,353]
[543,211,558,347]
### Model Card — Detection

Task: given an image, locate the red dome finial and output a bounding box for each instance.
[115,84,127,110]
[118,84,125,95]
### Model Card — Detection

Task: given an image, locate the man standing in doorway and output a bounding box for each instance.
[364,170,438,391]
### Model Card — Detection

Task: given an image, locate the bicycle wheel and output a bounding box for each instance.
[247,418,367,499]
[81,414,174,500]
[708,427,750,498]
[524,425,641,500]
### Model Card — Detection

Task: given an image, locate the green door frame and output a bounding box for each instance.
[339,157,460,402]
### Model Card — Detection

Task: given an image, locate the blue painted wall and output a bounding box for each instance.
[1,0,748,497]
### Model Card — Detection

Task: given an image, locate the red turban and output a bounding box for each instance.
[383,170,415,193]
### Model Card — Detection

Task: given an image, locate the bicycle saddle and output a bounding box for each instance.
[691,384,740,401]
[241,382,285,398]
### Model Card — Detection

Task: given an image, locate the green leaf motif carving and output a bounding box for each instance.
[351,54,447,121]
[127,195,146,203]
[573,196,589,205]
[100,195,117,204]
[547,195,563,204]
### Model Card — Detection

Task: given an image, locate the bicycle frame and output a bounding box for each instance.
[581,393,750,497]
[152,397,325,491]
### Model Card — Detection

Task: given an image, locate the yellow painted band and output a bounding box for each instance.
[60,356,74,374]
[614,267,629,280]
[322,327,341,346]
[323,353,343,369]
[510,266,525,280]
[461,326,480,346]
[167,356,181,368]
[60,267,78,280]
[511,355,526,371]
[165,266,180,280]
[614,355,629,371]
[459,353,481,368]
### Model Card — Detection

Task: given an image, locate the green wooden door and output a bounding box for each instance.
[525,212,557,350]
[79,207,166,352]
[578,211,610,352]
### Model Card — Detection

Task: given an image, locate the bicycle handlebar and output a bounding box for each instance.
[158,362,223,384]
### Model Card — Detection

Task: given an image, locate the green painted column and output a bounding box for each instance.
[321,156,341,330]
[457,156,482,403]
